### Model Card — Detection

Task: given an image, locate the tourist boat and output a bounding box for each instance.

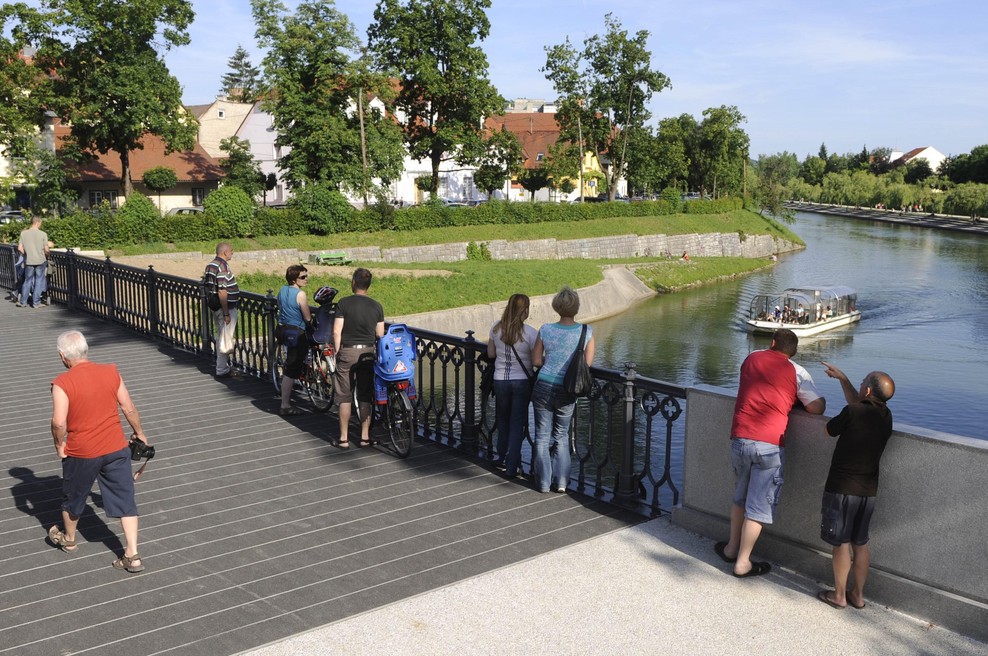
[745,286,861,337]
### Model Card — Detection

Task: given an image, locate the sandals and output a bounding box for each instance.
[279,406,304,416]
[48,525,78,553]
[358,439,373,448]
[112,553,145,573]
[334,439,351,450]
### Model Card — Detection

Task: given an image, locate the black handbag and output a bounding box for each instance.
[562,324,593,397]
[480,359,495,400]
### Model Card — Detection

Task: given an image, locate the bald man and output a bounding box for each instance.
[816,363,896,611]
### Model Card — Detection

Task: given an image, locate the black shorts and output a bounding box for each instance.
[820,491,876,546]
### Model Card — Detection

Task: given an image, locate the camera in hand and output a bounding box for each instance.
[129,439,155,461]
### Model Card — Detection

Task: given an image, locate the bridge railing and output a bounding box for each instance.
[1,245,686,515]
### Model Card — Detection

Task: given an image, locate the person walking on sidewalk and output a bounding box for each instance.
[204,242,240,378]
[815,363,895,610]
[17,216,49,308]
[715,328,825,577]
[47,330,149,573]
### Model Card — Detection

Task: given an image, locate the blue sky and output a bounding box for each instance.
[168,0,988,160]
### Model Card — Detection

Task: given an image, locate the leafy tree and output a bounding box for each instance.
[903,159,933,184]
[542,141,580,199]
[473,126,522,199]
[219,136,263,200]
[142,166,177,209]
[368,0,504,194]
[19,0,198,199]
[543,13,670,200]
[818,143,828,162]
[653,114,693,192]
[517,166,549,202]
[799,156,826,186]
[253,0,404,194]
[695,105,749,197]
[752,153,797,222]
[220,45,262,103]
[4,137,79,217]
[868,147,894,175]
[0,9,55,147]
[474,163,507,199]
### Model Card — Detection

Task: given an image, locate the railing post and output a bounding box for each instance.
[147,266,160,338]
[200,276,213,359]
[264,289,278,377]
[462,329,477,451]
[67,249,78,311]
[613,361,640,509]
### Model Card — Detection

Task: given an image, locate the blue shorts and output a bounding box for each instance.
[61,447,139,518]
[820,491,876,546]
[731,438,785,524]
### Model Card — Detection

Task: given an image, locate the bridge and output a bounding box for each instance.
[1,251,983,655]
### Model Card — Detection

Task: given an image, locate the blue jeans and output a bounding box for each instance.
[532,380,576,492]
[20,262,46,306]
[494,379,532,476]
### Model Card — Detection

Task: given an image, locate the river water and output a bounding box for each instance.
[590,211,988,441]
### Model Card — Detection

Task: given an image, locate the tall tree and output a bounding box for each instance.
[219,136,264,199]
[220,45,262,103]
[695,105,748,198]
[543,13,670,200]
[368,0,504,194]
[19,0,199,199]
[253,0,404,194]
[473,125,522,199]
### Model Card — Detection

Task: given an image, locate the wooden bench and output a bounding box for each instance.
[309,251,352,266]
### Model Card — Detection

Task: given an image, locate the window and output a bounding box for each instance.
[192,188,206,206]
[217,109,226,119]
[88,190,118,209]
[536,152,544,162]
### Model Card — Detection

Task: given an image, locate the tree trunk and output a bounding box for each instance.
[430,150,442,197]
[119,149,133,200]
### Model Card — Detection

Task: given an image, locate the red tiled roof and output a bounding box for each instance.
[56,126,224,182]
[485,113,562,169]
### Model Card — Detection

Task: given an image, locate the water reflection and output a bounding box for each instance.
[591,212,988,440]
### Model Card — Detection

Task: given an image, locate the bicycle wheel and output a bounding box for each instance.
[386,385,416,458]
[307,351,335,412]
[271,343,287,393]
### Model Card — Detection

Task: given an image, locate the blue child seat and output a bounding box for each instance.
[374,324,416,382]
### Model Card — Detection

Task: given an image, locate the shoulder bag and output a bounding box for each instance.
[562,324,593,397]
[509,342,537,385]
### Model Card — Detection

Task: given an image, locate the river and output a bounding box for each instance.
[590,210,988,441]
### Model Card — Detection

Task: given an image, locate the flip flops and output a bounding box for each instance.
[714,541,737,564]
[48,525,78,553]
[817,589,845,609]
[279,406,304,416]
[733,561,771,578]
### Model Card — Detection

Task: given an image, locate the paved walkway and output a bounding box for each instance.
[2,295,984,656]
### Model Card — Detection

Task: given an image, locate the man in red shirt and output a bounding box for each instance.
[47,330,150,573]
[715,329,826,577]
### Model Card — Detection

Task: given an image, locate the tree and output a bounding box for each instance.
[368,0,504,194]
[20,0,199,199]
[220,45,262,103]
[219,136,263,200]
[0,9,55,148]
[695,105,749,197]
[142,166,178,209]
[473,126,522,199]
[799,156,826,186]
[903,159,933,184]
[543,14,670,200]
[517,166,549,202]
[818,143,828,162]
[253,0,404,194]
[753,153,797,222]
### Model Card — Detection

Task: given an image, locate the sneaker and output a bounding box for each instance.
[494,460,506,471]
[554,485,567,493]
[15,302,24,308]
[216,369,243,379]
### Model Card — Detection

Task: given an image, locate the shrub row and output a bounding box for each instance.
[0,194,743,249]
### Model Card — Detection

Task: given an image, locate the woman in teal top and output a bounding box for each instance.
[531,286,595,493]
[277,264,312,416]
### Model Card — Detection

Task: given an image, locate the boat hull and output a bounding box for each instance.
[746,311,862,337]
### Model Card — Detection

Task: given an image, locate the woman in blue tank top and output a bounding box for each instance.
[276,265,312,416]
[531,286,595,493]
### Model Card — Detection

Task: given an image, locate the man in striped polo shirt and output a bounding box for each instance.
[203,242,240,377]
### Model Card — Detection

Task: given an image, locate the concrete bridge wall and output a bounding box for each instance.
[673,385,988,642]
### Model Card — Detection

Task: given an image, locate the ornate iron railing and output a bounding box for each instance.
[1,245,686,516]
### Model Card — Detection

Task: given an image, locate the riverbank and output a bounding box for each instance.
[785,201,988,236]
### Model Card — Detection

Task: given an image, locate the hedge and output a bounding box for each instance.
[0,197,744,248]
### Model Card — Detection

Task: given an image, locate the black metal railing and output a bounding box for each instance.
[1,245,686,516]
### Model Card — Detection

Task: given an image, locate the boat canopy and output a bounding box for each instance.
[748,286,858,322]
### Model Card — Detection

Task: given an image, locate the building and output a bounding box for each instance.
[890,146,946,173]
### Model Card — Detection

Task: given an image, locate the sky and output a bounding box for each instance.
[166,0,988,160]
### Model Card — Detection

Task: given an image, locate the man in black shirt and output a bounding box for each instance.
[816,362,895,610]
[332,268,385,448]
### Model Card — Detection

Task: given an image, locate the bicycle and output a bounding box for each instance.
[271,286,338,412]
[355,323,418,458]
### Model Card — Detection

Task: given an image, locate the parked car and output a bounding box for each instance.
[440,199,469,208]
[165,207,204,216]
[0,210,26,224]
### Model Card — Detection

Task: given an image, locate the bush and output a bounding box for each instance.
[113,193,161,244]
[290,184,355,234]
[203,186,255,237]
[255,206,307,236]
